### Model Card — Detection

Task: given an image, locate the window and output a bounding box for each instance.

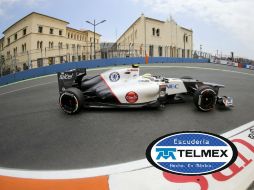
[22,43,26,52]
[71,34,73,38]
[186,36,188,43]
[149,45,154,57]
[23,28,27,36]
[48,57,55,65]
[7,38,10,45]
[152,28,155,36]
[37,41,43,49]
[156,29,160,36]
[23,63,29,70]
[158,46,163,56]
[66,44,69,49]
[72,44,75,48]
[49,41,54,49]
[60,56,64,63]
[50,28,54,34]
[68,33,70,38]
[182,49,185,58]
[38,26,43,33]
[14,33,17,41]
[13,47,17,56]
[37,58,43,67]
[7,51,11,58]
[58,42,63,49]
[59,30,62,36]
[135,30,137,39]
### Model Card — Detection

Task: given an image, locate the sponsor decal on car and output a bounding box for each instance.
[248,128,254,139]
[59,73,74,80]
[109,72,120,82]
[125,91,138,103]
[166,84,179,89]
[146,131,238,175]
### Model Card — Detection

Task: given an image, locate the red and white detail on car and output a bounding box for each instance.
[125,91,138,103]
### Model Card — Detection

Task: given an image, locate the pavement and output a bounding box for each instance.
[0,63,253,170]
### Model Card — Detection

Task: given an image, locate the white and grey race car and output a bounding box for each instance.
[57,65,233,114]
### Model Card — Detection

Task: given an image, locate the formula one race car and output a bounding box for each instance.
[57,65,233,114]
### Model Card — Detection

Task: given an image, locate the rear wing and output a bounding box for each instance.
[57,68,86,93]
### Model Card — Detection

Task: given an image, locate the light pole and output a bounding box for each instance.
[200,45,202,58]
[86,19,106,60]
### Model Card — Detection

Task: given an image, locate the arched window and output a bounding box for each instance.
[156,29,160,36]
[37,41,40,49]
[40,41,43,49]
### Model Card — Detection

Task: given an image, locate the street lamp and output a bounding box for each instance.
[86,19,106,59]
[200,45,202,58]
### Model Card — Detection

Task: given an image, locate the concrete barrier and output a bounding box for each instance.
[0,57,209,86]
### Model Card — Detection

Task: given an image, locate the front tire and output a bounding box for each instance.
[59,87,84,114]
[193,86,216,112]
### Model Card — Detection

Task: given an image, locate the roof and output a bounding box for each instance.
[116,17,141,42]
[67,27,101,36]
[86,30,101,36]
[145,17,164,23]
[180,26,193,32]
[3,12,69,34]
[116,15,193,42]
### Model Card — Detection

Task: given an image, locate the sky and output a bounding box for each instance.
[0,0,253,59]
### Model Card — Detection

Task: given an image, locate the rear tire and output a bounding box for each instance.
[59,87,84,114]
[193,86,216,112]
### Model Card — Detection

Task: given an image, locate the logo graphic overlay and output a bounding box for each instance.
[109,72,120,82]
[146,132,238,175]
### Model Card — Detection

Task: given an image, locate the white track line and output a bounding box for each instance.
[0,120,253,179]
[140,65,254,77]
[0,81,56,96]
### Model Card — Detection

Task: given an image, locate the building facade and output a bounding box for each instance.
[116,14,193,58]
[0,12,101,73]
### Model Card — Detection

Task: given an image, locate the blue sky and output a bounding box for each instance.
[0,0,253,59]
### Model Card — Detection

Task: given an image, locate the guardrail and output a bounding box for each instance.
[210,58,254,70]
[0,57,209,86]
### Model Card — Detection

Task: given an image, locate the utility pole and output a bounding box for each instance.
[200,45,202,58]
[86,19,106,60]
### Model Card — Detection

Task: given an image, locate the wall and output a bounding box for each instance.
[0,57,209,86]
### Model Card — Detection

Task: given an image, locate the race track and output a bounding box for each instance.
[0,63,254,170]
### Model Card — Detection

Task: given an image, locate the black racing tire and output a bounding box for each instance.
[59,87,84,114]
[181,76,193,79]
[193,86,216,112]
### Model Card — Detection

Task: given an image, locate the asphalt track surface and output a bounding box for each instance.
[0,63,254,170]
